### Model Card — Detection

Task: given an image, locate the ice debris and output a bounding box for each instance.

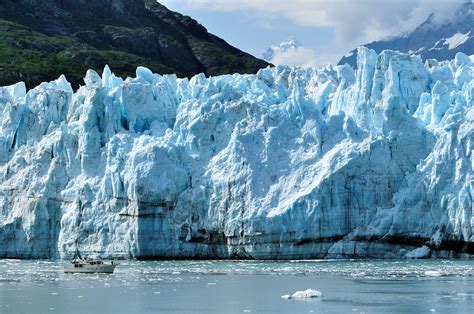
[281,289,322,299]
[405,246,431,259]
[424,271,443,277]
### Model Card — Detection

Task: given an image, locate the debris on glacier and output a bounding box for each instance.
[0,47,472,259]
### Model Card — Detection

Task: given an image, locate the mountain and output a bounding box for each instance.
[339,1,474,67]
[262,36,303,62]
[0,48,472,259]
[0,0,269,89]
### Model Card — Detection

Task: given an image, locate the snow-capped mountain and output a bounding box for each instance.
[0,48,472,259]
[339,1,474,67]
[262,37,303,62]
[262,37,319,68]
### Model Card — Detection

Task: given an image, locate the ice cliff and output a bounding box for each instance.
[0,48,473,259]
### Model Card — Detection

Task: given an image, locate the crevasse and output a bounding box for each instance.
[0,47,472,259]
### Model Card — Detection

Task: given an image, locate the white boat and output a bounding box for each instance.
[64,249,118,274]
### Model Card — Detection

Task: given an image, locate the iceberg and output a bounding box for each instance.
[0,47,472,259]
[404,245,431,259]
[281,289,322,299]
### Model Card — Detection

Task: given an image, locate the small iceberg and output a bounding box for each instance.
[404,245,430,259]
[424,271,442,277]
[281,289,322,299]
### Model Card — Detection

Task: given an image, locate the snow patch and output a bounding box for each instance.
[443,32,471,50]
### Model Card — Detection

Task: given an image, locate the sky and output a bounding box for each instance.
[159,0,468,67]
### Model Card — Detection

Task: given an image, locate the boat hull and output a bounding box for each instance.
[64,264,117,274]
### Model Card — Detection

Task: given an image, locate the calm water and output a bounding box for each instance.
[1,259,473,313]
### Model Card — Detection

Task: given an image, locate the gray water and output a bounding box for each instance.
[1,259,473,313]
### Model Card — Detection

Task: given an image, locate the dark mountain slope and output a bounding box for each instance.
[0,0,269,88]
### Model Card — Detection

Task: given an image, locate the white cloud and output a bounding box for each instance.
[270,47,319,68]
[161,0,468,45]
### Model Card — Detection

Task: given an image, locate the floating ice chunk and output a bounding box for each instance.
[405,245,430,259]
[425,271,442,277]
[282,289,322,299]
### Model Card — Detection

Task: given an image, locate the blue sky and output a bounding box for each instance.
[160,0,467,67]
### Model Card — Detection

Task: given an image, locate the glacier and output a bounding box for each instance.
[0,47,473,259]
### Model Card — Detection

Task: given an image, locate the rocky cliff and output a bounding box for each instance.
[0,0,269,89]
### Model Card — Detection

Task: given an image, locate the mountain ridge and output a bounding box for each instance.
[339,1,474,67]
[0,0,269,89]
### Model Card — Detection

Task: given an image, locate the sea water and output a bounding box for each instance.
[1,259,473,313]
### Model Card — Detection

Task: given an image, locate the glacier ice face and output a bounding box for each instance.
[0,47,472,259]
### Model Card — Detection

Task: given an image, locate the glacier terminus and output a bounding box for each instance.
[0,48,473,260]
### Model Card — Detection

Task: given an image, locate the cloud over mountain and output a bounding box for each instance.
[162,0,468,45]
[262,37,319,68]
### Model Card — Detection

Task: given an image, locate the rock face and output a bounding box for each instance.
[0,48,473,259]
[0,0,268,89]
[339,1,474,68]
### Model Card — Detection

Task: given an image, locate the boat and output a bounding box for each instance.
[64,249,118,274]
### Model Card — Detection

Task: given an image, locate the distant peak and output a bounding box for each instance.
[262,36,303,62]
[338,0,474,67]
[281,36,303,48]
